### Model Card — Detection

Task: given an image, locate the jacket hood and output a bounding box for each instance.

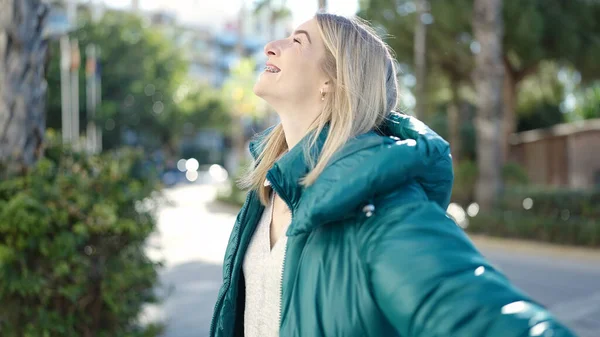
[248,112,454,236]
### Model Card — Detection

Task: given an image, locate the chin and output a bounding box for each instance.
[253,81,274,101]
[253,82,265,98]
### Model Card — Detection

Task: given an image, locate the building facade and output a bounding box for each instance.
[146,3,293,88]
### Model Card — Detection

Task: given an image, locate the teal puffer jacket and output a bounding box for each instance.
[209,113,576,337]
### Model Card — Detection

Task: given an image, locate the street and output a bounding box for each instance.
[144,184,600,337]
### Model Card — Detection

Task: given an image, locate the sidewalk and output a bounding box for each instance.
[469,234,600,262]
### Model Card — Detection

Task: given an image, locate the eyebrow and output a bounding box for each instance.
[293,30,312,44]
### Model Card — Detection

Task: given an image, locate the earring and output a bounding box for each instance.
[320,89,325,101]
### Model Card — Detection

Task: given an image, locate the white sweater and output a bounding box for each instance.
[242,192,289,337]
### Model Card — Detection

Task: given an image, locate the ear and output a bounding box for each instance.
[320,80,332,94]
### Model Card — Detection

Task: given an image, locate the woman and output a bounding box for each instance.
[210,13,575,337]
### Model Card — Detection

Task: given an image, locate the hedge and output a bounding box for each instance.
[467,187,600,247]
[0,133,164,337]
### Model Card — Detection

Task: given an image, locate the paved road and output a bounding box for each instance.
[145,184,600,337]
[482,249,600,337]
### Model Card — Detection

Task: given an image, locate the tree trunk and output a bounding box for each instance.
[502,63,517,162]
[448,83,461,165]
[473,0,504,211]
[413,0,429,120]
[0,0,49,173]
[318,0,327,11]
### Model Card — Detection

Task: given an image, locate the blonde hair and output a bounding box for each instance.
[239,14,399,205]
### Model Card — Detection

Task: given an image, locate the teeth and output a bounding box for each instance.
[265,66,280,73]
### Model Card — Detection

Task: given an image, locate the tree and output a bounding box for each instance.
[500,0,600,159]
[223,58,267,123]
[569,83,600,121]
[516,61,566,131]
[0,0,49,173]
[318,0,328,11]
[473,0,504,210]
[254,0,292,40]
[359,0,473,162]
[46,9,189,152]
[222,58,268,168]
[359,0,600,161]
[174,81,231,135]
[413,0,430,120]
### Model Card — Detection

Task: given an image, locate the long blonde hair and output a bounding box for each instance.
[239,14,400,205]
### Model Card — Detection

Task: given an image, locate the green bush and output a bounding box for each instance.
[452,160,478,206]
[0,132,164,337]
[216,161,249,208]
[500,187,600,219]
[468,187,600,247]
[451,161,530,206]
[502,162,530,186]
[468,211,600,247]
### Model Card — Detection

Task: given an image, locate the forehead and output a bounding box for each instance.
[295,18,326,52]
[296,17,318,32]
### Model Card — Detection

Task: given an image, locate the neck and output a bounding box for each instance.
[273,100,322,150]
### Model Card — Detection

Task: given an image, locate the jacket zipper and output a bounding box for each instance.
[266,172,293,332]
[209,190,257,337]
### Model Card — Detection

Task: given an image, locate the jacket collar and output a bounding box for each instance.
[248,113,454,236]
[263,126,328,211]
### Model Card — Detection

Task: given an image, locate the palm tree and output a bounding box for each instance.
[0,0,49,173]
[473,0,504,210]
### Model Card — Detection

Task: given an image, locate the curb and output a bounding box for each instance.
[468,234,600,262]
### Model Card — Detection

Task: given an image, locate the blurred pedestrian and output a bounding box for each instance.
[209,13,576,337]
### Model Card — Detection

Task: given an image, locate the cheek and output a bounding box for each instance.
[287,57,322,85]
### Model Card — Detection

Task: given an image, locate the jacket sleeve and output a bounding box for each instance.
[362,201,577,337]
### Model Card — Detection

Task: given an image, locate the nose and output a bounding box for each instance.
[264,40,280,57]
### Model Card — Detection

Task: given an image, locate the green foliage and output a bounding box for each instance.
[0,131,164,337]
[468,187,600,247]
[500,187,600,219]
[360,0,600,78]
[46,9,229,152]
[504,0,600,82]
[359,0,473,78]
[517,102,564,132]
[451,161,529,205]
[428,106,477,160]
[253,0,292,30]
[515,62,566,131]
[216,162,250,207]
[216,183,247,208]
[175,81,232,135]
[502,162,530,186]
[452,160,478,206]
[222,58,268,120]
[570,83,600,121]
[359,0,600,122]
[468,212,599,247]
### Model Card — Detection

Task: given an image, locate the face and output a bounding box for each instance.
[253,18,330,106]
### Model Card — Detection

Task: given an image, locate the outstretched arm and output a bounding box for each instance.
[363,202,576,337]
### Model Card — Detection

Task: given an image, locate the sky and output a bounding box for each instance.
[100,0,360,29]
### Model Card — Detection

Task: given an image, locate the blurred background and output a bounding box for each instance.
[0,0,599,336]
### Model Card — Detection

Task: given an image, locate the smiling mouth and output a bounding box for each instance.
[264,65,281,73]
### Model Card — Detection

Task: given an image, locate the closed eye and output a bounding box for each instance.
[293,38,301,44]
